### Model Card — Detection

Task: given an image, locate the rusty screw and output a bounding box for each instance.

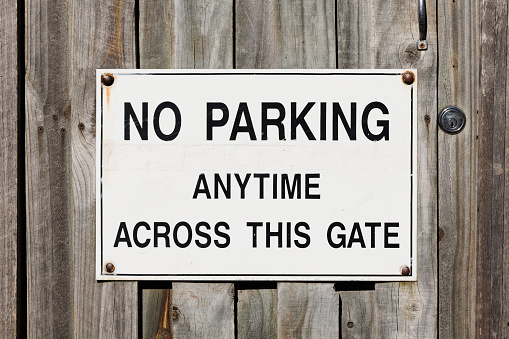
[101,73,114,86]
[401,265,411,276]
[424,115,431,124]
[347,322,354,329]
[78,122,85,130]
[38,126,44,133]
[105,263,115,273]
[402,71,415,85]
[60,128,66,135]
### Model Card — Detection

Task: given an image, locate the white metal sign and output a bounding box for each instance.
[96,69,417,281]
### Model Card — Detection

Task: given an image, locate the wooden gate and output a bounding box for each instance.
[0,0,506,337]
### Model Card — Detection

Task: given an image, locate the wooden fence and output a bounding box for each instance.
[0,0,507,337]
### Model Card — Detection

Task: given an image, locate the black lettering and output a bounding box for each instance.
[320,102,327,140]
[286,222,292,247]
[124,102,148,140]
[253,173,269,199]
[207,102,229,140]
[235,173,251,199]
[281,174,301,199]
[133,221,151,248]
[214,222,230,248]
[266,222,283,248]
[327,222,346,248]
[384,222,400,248]
[230,102,256,140]
[114,221,132,247]
[347,222,366,248]
[305,174,320,199]
[154,222,170,247]
[153,101,181,141]
[291,102,316,140]
[247,222,263,248]
[195,222,212,248]
[214,173,231,199]
[193,174,211,199]
[365,222,381,248]
[362,101,389,141]
[262,102,286,140]
[173,221,192,248]
[294,222,311,248]
[333,102,356,140]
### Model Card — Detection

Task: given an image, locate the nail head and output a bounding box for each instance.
[105,263,115,273]
[347,321,354,329]
[101,73,114,86]
[402,71,415,85]
[38,126,44,133]
[401,265,411,276]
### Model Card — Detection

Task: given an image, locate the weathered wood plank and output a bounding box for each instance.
[140,1,234,337]
[236,1,338,336]
[142,289,171,339]
[0,0,18,337]
[70,0,137,337]
[171,283,235,339]
[337,0,438,337]
[478,0,508,336]
[25,0,73,336]
[237,288,277,339]
[140,0,233,69]
[237,0,335,69]
[340,291,376,338]
[277,283,339,338]
[437,0,480,337]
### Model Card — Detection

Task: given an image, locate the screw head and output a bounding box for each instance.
[38,126,44,133]
[60,128,66,135]
[105,263,115,273]
[78,123,85,130]
[401,265,411,276]
[347,321,354,328]
[101,73,114,86]
[402,71,415,85]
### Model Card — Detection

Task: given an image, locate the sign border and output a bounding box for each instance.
[96,69,417,281]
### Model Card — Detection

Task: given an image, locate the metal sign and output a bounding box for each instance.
[96,69,417,281]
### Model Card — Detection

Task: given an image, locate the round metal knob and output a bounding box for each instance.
[438,107,466,134]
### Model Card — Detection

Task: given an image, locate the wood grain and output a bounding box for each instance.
[237,288,277,339]
[139,1,234,337]
[437,0,480,337]
[340,291,376,338]
[142,289,171,339]
[172,283,235,339]
[71,1,138,337]
[140,0,233,69]
[337,0,438,337]
[478,0,509,336]
[277,283,339,338]
[236,0,335,69]
[25,0,73,336]
[0,0,18,337]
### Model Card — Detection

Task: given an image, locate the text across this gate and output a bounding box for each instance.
[96,69,417,281]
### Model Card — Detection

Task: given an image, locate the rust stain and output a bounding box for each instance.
[438,227,445,242]
[101,0,124,67]
[105,86,111,113]
[156,290,172,339]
